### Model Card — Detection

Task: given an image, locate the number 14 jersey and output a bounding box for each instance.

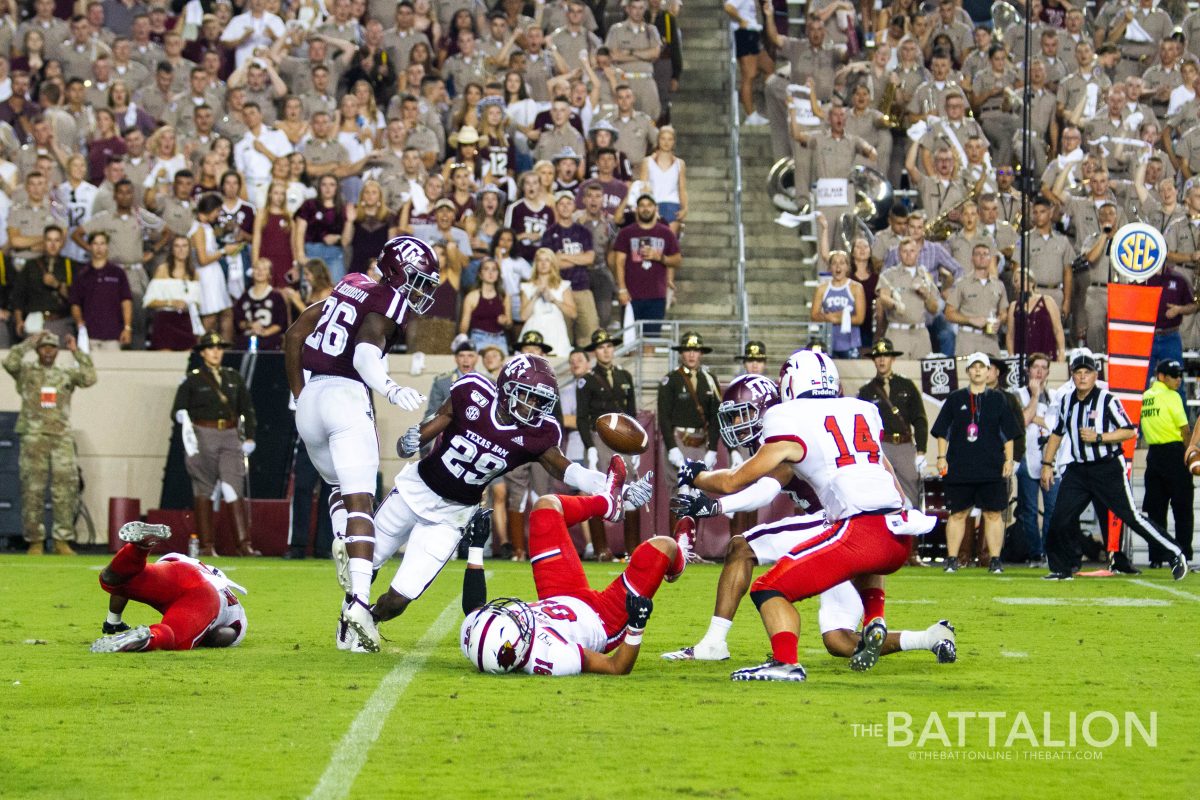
[417,374,562,506]
[761,397,902,520]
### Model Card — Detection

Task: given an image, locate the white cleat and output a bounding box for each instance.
[730,658,807,682]
[341,596,380,653]
[118,522,171,546]
[91,625,152,653]
[662,640,731,661]
[930,619,957,664]
[332,536,352,593]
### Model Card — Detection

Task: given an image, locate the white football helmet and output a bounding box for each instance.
[779,349,840,401]
[463,599,535,674]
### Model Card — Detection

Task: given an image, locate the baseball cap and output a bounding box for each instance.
[432,198,456,212]
[965,352,990,368]
[1156,359,1184,378]
[1069,350,1099,372]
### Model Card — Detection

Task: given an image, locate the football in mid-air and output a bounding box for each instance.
[595,413,649,455]
[1188,448,1200,476]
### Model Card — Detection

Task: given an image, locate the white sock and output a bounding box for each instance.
[348,558,373,601]
[331,506,348,539]
[106,612,122,625]
[898,629,937,651]
[699,616,733,646]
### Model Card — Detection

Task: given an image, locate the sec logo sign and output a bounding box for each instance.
[1111,223,1166,282]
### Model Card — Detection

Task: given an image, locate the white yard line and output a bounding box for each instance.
[308,596,462,800]
[1128,579,1200,604]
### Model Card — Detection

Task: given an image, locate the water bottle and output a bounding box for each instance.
[188,534,200,559]
[249,335,259,353]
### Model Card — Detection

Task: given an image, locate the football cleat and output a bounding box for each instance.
[332,536,352,593]
[930,619,957,664]
[102,621,131,635]
[118,522,172,546]
[341,596,380,653]
[1171,554,1189,581]
[988,557,1003,574]
[666,516,696,582]
[1042,572,1073,581]
[730,658,807,682]
[335,615,374,653]
[90,625,152,653]
[849,617,888,672]
[602,455,627,523]
[943,561,958,573]
[662,641,730,661]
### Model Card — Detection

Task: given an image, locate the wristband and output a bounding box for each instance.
[1042,461,1053,467]
[936,455,946,461]
[624,628,644,647]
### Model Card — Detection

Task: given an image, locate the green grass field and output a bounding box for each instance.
[2,555,1197,800]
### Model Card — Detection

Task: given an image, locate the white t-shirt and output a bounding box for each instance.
[220,11,286,69]
[726,0,762,31]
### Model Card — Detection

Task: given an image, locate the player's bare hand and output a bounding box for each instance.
[625,593,653,631]
[676,459,706,489]
[397,424,421,458]
[670,491,720,518]
[623,470,654,510]
[386,383,425,411]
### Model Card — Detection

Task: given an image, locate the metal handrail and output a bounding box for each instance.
[727,29,749,333]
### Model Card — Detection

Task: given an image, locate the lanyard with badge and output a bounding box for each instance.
[967,391,979,442]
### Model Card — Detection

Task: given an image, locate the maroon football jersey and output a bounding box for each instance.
[417,374,562,505]
[784,476,822,514]
[301,272,407,381]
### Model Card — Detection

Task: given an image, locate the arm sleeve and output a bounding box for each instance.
[1051,395,1068,437]
[657,377,674,446]
[717,476,784,514]
[352,342,398,397]
[2,336,35,378]
[563,461,608,495]
[462,568,487,615]
[1169,392,1189,429]
[71,351,97,389]
[171,376,192,421]
[1106,393,1134,429]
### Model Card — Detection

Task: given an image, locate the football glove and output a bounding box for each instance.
[386,383,424,411]
[676,459,707,489]
[670,492,721,519]
[102,621,130,635]
[464,508,493,549]
[622,470,654,510]
[667,447,685,468]
[586,447,598,470]
[625,593,653,631]
[397,424,421,458]
[729,449,745,468]
[703,450,718,469]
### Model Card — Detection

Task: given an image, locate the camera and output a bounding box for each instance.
[1102,225,1113,234]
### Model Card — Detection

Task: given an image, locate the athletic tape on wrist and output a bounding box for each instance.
[624,628,644,646]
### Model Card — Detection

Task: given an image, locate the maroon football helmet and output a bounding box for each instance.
[718,374,780,450]
[497,353,559,425]
[377,235,441,314]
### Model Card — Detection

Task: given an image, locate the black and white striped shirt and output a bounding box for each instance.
[1051,386,1134,463]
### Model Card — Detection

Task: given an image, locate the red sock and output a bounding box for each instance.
[770,631,799,664]
[145,623,176,651]
[107,543,149,581]
[626,542,671,596]
[556,494,610,527]
[861,588,886,627]
[666,541,685,578]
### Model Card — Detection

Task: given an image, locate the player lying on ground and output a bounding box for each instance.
[663,374,955,666]
[91,522,248,653]
[458,478,690,675]
[679,351,935,682]
[339,355,652,653]
[284,235,440,653]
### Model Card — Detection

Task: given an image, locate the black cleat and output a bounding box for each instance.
[849,618,888,672]
[1171,555,1189,581]
[988,557,1003,574]
[1042,572,1073,581]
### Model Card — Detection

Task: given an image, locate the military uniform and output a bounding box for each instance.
[877,265,936,356]
[577,329,637,467]
[605,21,662,120]
[947,275,1008,356]
[856,339,928,507]
[657,331,720,488]
[1017,229,1076,312]
[3,333,96,553]
[171,333,258,556]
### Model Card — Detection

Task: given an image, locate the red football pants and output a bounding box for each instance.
[100,544,220,651]
[751,514,912,602]
[528,497,670,646]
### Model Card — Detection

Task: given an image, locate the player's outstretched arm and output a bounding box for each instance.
[397,400,454,458]
[674,462,795,517]
[687,440,805,495]
[541,447,609,495]
[283,303,325,399]
[353,314,425,410]
[582,594,653,675]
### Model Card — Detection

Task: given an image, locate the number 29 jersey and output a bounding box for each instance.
[417,374,562,506]
[761,397,902,521]
[301,272,408,381]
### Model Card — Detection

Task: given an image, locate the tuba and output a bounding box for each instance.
[990,1,1023,46]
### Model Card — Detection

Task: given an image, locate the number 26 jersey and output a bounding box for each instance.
[417,374,562,506]
[761,397,902,521]
[301,272,408,381]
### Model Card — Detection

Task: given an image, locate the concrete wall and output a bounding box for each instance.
[0,350,456,544]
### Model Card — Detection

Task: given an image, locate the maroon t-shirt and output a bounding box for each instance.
[1147,268,1196,332]
[612,221,680,301]
[235,288,289,351]
[296,200,346,244]
[416,373,562,505]
[301,272,407,380]
[68,263,132,340]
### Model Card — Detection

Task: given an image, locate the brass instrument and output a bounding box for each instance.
[991,1,1023,47]
[925,180,985,241]
[877,79,905,130]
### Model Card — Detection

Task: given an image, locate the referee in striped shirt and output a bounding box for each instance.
[1039,351,1189,581]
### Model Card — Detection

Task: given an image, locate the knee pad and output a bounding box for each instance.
[750,589,785,611]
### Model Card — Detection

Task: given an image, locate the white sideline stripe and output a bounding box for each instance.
[308,597,462,800]
[1001,651,1029,658]
[994,597,1170,607]
[1128,579,1200,604]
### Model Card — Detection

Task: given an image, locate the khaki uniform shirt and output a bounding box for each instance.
[947,274,1008,323]
[878,265,937,326]
[1020,231,1076,288]
[606,111,658,163]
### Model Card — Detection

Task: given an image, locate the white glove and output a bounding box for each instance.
[288,393,298,411]
[386,382,425,411]
[398,424,421,458]
[631,453,640,471]
[175,409,190,425]
[622,470,654,511]
[667,447,685,468]
[586,447,598,470]
[242,440,256,456]
[729,449,745,468]
[703,450,718,470]
[181,418,199,458]
[915,453,927,475]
